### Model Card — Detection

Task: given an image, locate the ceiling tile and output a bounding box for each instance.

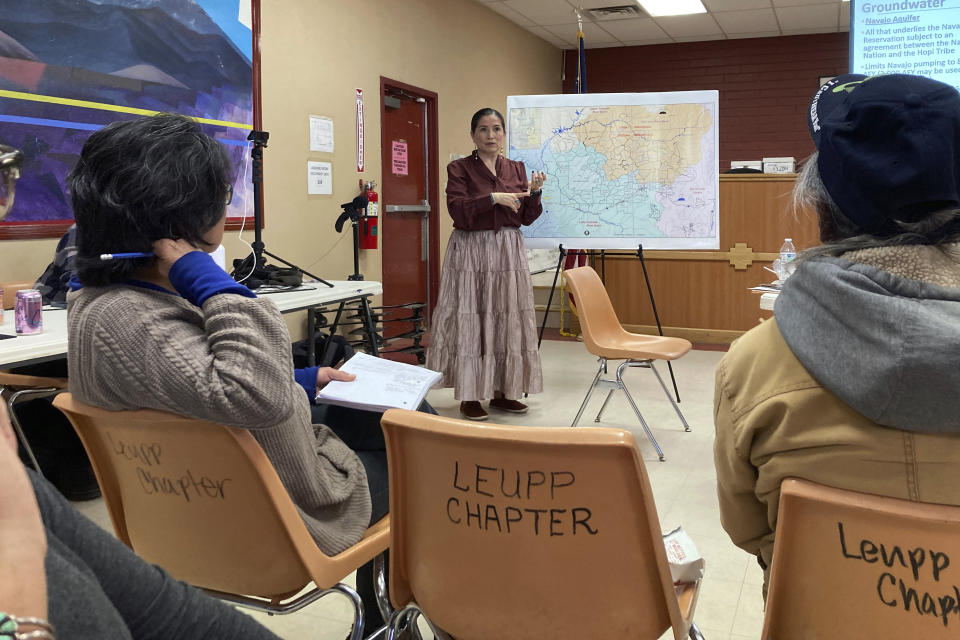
[542,20,619,42]
[713,8,778,33]
[470,0,851,46]
[598,17,670,42]
[776,4,840,33]
[484,1,538,26]
[775,4,839,30]
[654,12,724,38]
[586,7,649,22]
[575,0,644,8]
[703,0,775,9]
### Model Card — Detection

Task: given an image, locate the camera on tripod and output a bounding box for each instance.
[335,194,368,234]
[334,192,370,281]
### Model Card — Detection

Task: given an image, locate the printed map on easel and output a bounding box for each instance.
[508,91,719,250]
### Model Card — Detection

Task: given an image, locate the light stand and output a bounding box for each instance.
[244,130,333,288]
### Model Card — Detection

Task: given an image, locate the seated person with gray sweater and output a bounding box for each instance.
[65,113,397,629]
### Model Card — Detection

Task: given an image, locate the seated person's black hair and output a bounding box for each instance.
[68,113,232,286]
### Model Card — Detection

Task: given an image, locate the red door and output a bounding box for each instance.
[379,79,438,341]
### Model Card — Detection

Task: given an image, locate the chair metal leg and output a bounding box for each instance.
[593,388,615,423]
[4,387,64,477]
[331,583,366,640]
[649,362,691,432]
[617,362,665,462]
[364,626,387,640]
[688,622,706,639]
[387,605,420,640]
[373,552,392,629]
[570,360,605,427]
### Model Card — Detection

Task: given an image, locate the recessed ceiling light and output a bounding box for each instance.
[637,0,707,17]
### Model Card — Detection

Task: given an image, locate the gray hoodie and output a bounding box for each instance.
[774,248,960,433]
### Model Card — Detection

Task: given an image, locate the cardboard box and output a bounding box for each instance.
[763,156,796,173]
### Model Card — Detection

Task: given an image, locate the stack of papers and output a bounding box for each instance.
[316,352,441,412]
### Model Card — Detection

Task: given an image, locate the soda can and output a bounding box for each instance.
[14,289,43,335]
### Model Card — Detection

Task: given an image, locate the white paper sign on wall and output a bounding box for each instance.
[307,161,332,195]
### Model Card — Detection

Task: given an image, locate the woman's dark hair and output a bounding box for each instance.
[69,113,232,286]
[470,108,505,133]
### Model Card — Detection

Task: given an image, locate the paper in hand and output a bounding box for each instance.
[315,352,441,413]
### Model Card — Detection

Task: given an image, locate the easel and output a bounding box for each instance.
[537,244,681,403]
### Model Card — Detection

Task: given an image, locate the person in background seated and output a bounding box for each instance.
[0,398,282,639]
[66,113,393,630]
[714,73,960,596]
[0,148,95,500]
[34,224,77,307]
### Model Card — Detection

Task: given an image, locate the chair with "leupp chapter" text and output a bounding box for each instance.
[379,408,706,640]
[53,393,389,640]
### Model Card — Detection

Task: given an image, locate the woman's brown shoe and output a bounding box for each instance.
[489,398,528,414]
[460,401,489,421]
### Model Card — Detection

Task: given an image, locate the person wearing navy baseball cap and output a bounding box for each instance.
[806,73,960,239]
[713,73,960,599]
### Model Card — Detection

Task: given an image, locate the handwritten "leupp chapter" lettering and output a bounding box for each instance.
[838,521,959,627]
[445,461,598,537]
[137,467,232,502]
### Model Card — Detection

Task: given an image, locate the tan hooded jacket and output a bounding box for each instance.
[714,245,960,590]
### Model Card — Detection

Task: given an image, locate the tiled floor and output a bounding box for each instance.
[71,338,765,639]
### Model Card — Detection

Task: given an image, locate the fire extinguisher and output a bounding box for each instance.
[359,180,378,249]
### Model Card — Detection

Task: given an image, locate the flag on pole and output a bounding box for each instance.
[576,21,587,94]
[566,12,588,307]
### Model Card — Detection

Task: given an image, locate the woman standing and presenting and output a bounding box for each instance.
[427,108,545,421]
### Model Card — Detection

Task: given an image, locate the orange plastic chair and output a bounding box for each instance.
[763,478,960,639]
[1,281,35,309]
[562,266,692,461]
[0,371,69,476]
[53,393,389,640]
[379,408,706,640]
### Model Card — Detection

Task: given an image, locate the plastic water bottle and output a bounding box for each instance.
[779,238,797,278]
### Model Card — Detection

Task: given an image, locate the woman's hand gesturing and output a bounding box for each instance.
[529,171,547,192]
[491,192,527,213]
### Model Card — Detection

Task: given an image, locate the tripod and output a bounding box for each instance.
[331,195,380,355]
[243,130,333,288]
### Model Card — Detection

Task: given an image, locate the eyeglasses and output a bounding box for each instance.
[224,183,233,206]
[0,144,23,223]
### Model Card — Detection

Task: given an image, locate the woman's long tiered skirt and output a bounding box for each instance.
[427,228,543,401]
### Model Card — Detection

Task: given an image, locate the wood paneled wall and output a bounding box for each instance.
[562,33,849,170]
[600,174,820,343]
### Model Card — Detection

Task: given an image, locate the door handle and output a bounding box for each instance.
[385,203,430,213]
